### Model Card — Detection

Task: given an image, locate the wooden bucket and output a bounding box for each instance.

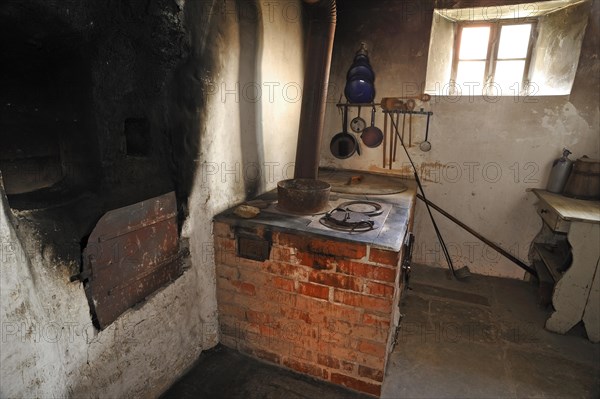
[563,156,600,200]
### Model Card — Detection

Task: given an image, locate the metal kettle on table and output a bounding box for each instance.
[546,148,573,194]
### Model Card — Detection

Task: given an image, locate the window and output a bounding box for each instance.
[425,0,592,97]
[452,22,535,96]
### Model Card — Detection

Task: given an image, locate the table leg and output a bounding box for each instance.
[546,222,600,337]
[582,258,600,343]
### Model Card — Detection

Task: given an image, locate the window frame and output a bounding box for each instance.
[450,19,538,96]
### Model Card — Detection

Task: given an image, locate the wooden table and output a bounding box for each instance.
[530,189,600,342]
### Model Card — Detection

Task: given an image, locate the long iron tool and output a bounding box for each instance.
[420,112,432,152]
[393,112,400,162]
[388,113,394,170]
[383,110,388,168]
[389,112,471,279]
[416,194,537,277]
[408,112,413,148]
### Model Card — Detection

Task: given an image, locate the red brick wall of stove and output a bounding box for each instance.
[213,222,404,397]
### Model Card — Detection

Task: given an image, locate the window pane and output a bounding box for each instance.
[494,60,526,91]
[456,61,486,93]
[459,27,490,60]
[498,24,532,59]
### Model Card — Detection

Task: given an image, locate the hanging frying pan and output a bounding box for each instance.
[330,105,357,159]
[350,106,367,133]
[360,106,384,148]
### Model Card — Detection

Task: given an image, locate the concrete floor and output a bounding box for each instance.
[160,345,370,399]
[162,265,600,398]
[383,265,600,398]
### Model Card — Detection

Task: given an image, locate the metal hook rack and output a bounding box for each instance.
[335,102,381,108]
[334,103,433,117]
[383,109,433,116]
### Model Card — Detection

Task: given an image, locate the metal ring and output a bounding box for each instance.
[337,200,383,216]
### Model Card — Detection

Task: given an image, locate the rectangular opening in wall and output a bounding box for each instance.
[124,117,150,156]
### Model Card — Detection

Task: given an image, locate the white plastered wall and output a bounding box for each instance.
[320,0,599,279]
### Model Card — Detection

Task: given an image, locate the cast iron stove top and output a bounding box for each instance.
[215,189,411,252]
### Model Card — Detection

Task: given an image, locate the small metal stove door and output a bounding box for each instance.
[79,192,182,329]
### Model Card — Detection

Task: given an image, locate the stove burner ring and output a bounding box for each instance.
[319,216,375,232]
[319,208,377,232]
[337,201,383,217]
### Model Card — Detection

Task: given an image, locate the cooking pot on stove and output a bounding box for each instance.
[277,178,331,214]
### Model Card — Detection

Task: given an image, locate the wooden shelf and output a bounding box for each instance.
[533,242,568,282]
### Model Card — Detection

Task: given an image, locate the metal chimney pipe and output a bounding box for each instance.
[293,0,337,180]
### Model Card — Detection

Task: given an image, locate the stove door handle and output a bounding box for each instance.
[402,233,415,288]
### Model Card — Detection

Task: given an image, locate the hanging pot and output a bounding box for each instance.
[330,105,357,159]
[344,79,375,104]
[351,42,371,67]
[347,64,375,83]
[352,53,371,66]
[344,42,376,104]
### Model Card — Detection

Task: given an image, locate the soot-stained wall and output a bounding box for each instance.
[0,0,304,397]
[0,0,187,210]
[0,1,100,198]
[321,0,599,278]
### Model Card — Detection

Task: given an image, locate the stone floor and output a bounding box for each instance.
[162,265,600,399]
[161,345,370,399]
[382,265,600,398]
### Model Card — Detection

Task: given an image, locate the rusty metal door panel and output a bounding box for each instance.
[87,222,179,287]
[80,192,183,329]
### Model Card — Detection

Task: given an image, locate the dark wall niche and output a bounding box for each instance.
[0,0,195,213]
[124,118,151,157]
[0,7,101,207]
[0,0,196,208]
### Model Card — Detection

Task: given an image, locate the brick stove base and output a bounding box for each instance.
[214,217,410,397]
